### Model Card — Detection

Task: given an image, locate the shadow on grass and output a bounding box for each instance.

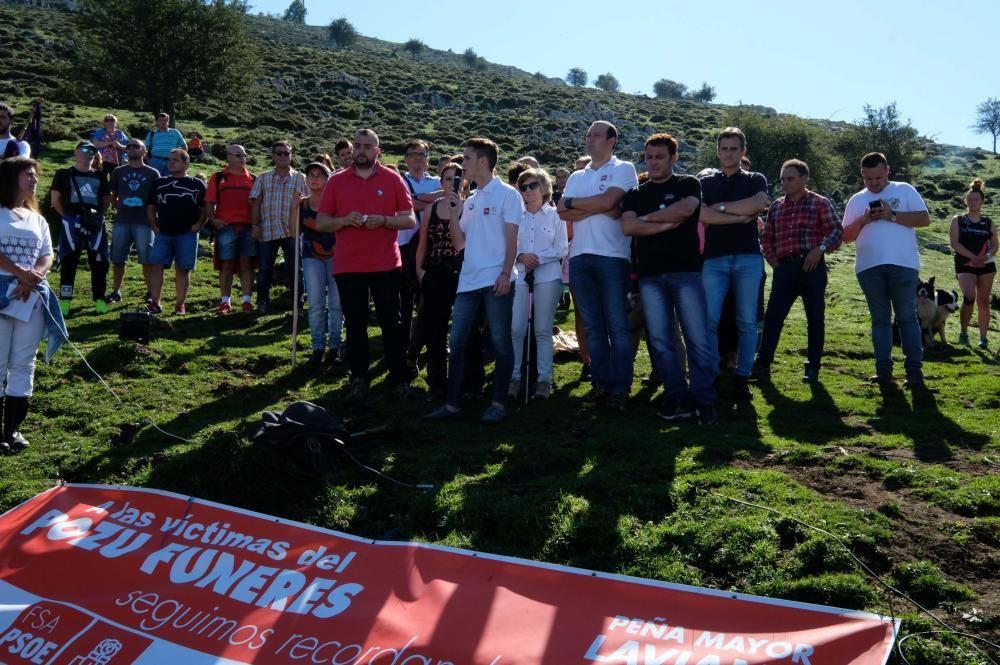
[870,384,991,459]
[759,380,869,445]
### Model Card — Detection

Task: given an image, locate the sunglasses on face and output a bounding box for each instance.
[126,144,142,149]
[518,181,540,193]
[79,146,97,154]
[273,150,291,157]
[406,152,427,158]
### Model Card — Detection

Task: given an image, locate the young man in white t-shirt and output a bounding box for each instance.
[424,137,523,424]
[557,121,639,410]
[0,103,30,159]
[842,152,930,388]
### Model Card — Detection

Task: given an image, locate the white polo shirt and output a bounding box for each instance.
[564,156,639,260]
[843,181,928,274]
[398,172,441,245]
[457,176,524,293]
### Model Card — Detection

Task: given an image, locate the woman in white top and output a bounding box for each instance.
[509,168,568,399]
[0,156,56,455]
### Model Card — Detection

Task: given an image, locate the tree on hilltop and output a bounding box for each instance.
[282,0,306,23]
[594,73,620,93]
[653,78,687,99]
[688,82,716,104]
[76,0,260,124]
[973,97,1000,154]
[566,68,587,87]
[328,17,358,48]
[462,47,486,69]
[404,38,426,59]
[835,102,922,185]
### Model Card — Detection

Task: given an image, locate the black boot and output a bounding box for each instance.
[4,396,30,451]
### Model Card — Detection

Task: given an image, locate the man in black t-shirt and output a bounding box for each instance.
[145,148,206,315]
[698,127,769,399]
[622,134,718,425]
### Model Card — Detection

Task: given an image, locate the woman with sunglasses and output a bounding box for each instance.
[0,157,67,455]
[509,168,568,399]
[50,141,111,315]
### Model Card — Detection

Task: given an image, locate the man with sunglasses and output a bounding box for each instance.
[249,140,307,314]
[206,144,257,313]
[107,139,158,305]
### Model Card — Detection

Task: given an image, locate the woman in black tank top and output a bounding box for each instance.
[949,178,997,348]
[414,165,464,396]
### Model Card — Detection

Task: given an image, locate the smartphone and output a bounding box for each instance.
[452,166,463,194]
[868,200,883,212]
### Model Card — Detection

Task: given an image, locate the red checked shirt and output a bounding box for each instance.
[760,190,843,266]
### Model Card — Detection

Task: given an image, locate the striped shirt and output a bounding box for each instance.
[249,169,307,242]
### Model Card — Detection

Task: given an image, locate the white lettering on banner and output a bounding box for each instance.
[272,632,504,665]
[585,623,815,665]
[114,590,273,648]
[158,517,291,561]
[19,510,150,558]
[0,628,59,664]
[140,544,365,618]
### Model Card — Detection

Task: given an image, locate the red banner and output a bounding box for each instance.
[0,485,897,664]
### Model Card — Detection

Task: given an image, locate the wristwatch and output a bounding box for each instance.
[719,203,727,213]
[890,213,897,223]
[818,242,828,252]
[564,197,574,210]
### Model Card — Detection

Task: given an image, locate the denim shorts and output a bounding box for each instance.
[215,224,258,261]
[110,222,154,264]
[150,232,199,270]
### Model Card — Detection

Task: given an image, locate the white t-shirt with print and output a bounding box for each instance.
[0,207,52,276]
[843,181,928,274]
[457,177,524,293]
[564,156,639,260]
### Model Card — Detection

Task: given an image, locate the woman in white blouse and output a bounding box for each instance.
[0,156,62,454]
[509,169,568,399]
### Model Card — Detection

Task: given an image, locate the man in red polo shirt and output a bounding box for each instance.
[317,128,416,402]
[205,144,257,313]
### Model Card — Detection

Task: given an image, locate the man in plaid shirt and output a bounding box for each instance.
[755,159,843,383]
[250,140,307,313]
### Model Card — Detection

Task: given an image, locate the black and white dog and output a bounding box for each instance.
[916,276,959,348]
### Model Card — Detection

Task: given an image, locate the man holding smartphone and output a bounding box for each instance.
[842,152,930,388]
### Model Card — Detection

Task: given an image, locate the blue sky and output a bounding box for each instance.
[252,0,999,151]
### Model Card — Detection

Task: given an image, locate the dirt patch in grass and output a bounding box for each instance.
[737,453,1000,639]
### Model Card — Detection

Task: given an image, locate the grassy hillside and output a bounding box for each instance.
[0,4,999,664]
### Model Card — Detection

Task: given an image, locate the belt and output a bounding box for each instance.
[777,255,805,265]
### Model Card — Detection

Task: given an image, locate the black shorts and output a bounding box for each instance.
[955,258,997,276]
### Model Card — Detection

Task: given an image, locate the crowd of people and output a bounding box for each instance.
[0,100,997,446]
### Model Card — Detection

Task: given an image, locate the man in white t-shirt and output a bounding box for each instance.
[557,121,639,410]
[425,137,523,424]
[0,103,30,159]
[842,152,930,388]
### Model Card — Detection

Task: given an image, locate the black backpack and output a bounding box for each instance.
[251,402,352,477]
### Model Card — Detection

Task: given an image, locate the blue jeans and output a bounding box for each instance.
[256,237,299,307]
[447,285,515,408]
[757,258,828,369]
[702,253,764,377]
[640,272,716,406]
[302,256,343,351]
[149,232,198,270]
[856,264,922,377]
[569,254,633,395]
